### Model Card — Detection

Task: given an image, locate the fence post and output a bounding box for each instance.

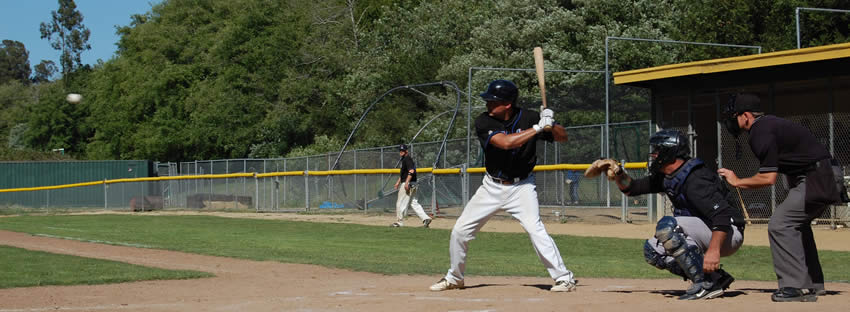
[431,174,437,216]
[104,180,108,210]
[305,170,310,210]
[621,159,628,223]
[354,150,357,209]
[254,173,259,212]
[283,159,287,209]
[462,163,468,209]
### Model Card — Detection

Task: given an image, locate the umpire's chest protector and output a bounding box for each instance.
[663,158,704,217]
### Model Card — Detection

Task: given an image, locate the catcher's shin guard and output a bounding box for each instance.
[643,240,687,280]
[655,216,705,284]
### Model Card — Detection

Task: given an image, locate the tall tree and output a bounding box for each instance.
[0,40,31,84]
[32,60,58,84]
[39,0,91,79]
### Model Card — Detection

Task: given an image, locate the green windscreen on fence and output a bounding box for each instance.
[0,160,153,208]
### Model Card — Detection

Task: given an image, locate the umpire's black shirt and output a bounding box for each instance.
[748,115,830,175]
[627,160,745,232]
[475,107,553,180]
[400,155,417,183]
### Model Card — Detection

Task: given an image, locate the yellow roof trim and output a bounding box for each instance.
[614,42,850,85]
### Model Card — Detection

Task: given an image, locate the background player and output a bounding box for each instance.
[429,79,578,292]
[392,144,432,227]
[586,129,744,300]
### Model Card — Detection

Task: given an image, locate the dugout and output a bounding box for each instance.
[613,42,850,224]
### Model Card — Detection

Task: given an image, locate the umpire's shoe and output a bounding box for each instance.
[430,278,464,291]
[771,287,818,302]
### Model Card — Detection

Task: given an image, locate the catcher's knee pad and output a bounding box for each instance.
[654,216,678,244]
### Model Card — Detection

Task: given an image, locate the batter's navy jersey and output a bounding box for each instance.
[475,108,553,180]
[400,155,417,182]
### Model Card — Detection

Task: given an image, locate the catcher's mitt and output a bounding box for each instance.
[584,159,620,180]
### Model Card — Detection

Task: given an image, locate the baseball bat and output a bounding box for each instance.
[533,46,551,130]
[734,186,752,225]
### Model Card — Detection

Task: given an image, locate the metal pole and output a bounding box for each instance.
[796,7,801,49]
[605,37,610,160]
[649,121,656,222]
[795,7,850,49]
[621,159,628,223]
[283,159,287,209]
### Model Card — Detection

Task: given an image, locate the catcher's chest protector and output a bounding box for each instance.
[663,158,703,217]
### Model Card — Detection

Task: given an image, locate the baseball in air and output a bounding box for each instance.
[66,93,82,104]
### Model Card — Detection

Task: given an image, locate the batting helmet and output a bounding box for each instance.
[648,129,690,174]
[480,79,518,103]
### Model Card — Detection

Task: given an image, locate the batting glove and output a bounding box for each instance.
[541,108,554,119]
[533,116,554,132]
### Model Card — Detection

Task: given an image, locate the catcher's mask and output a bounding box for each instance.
[480,79,518,103]
[722,93,761,137]
[648,129,690,174]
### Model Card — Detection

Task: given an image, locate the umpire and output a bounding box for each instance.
[717,93,845,302]
[586,129,744,300]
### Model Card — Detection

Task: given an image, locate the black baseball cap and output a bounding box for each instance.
[727,93,762,114]
[399,144,409,151]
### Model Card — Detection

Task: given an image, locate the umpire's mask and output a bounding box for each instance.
[722,93,761,137]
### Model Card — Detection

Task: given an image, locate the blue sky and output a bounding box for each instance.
[0,0,162,72]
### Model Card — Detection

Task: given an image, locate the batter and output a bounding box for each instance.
[429,79,577,292]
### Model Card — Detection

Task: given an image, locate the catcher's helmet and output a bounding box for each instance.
[648,129,690,174]
[480,79,518,103]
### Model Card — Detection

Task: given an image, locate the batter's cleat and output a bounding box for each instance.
[430,278,464,291]
[423,219,432,228]
[391,222,402,227]
[550,280,577,292]
[771,287,818,302]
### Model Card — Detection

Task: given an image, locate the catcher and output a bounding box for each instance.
[585,129,745,300]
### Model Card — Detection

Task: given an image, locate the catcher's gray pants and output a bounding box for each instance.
[769,174,827,291]
[395,182,430,225]
[442,175,574,285]
[646,216,744,268]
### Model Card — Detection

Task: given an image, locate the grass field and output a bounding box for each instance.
[0,245,212,289]
[1,214,849,288]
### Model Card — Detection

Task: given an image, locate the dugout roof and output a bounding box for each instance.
[614,42,850,89]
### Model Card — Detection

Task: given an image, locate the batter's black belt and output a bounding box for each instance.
[489,174,528,185]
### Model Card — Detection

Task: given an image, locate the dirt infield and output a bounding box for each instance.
[1,212,849,311]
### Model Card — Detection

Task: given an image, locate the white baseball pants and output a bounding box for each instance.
[396,182,430,225]
[443,175,574,284]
